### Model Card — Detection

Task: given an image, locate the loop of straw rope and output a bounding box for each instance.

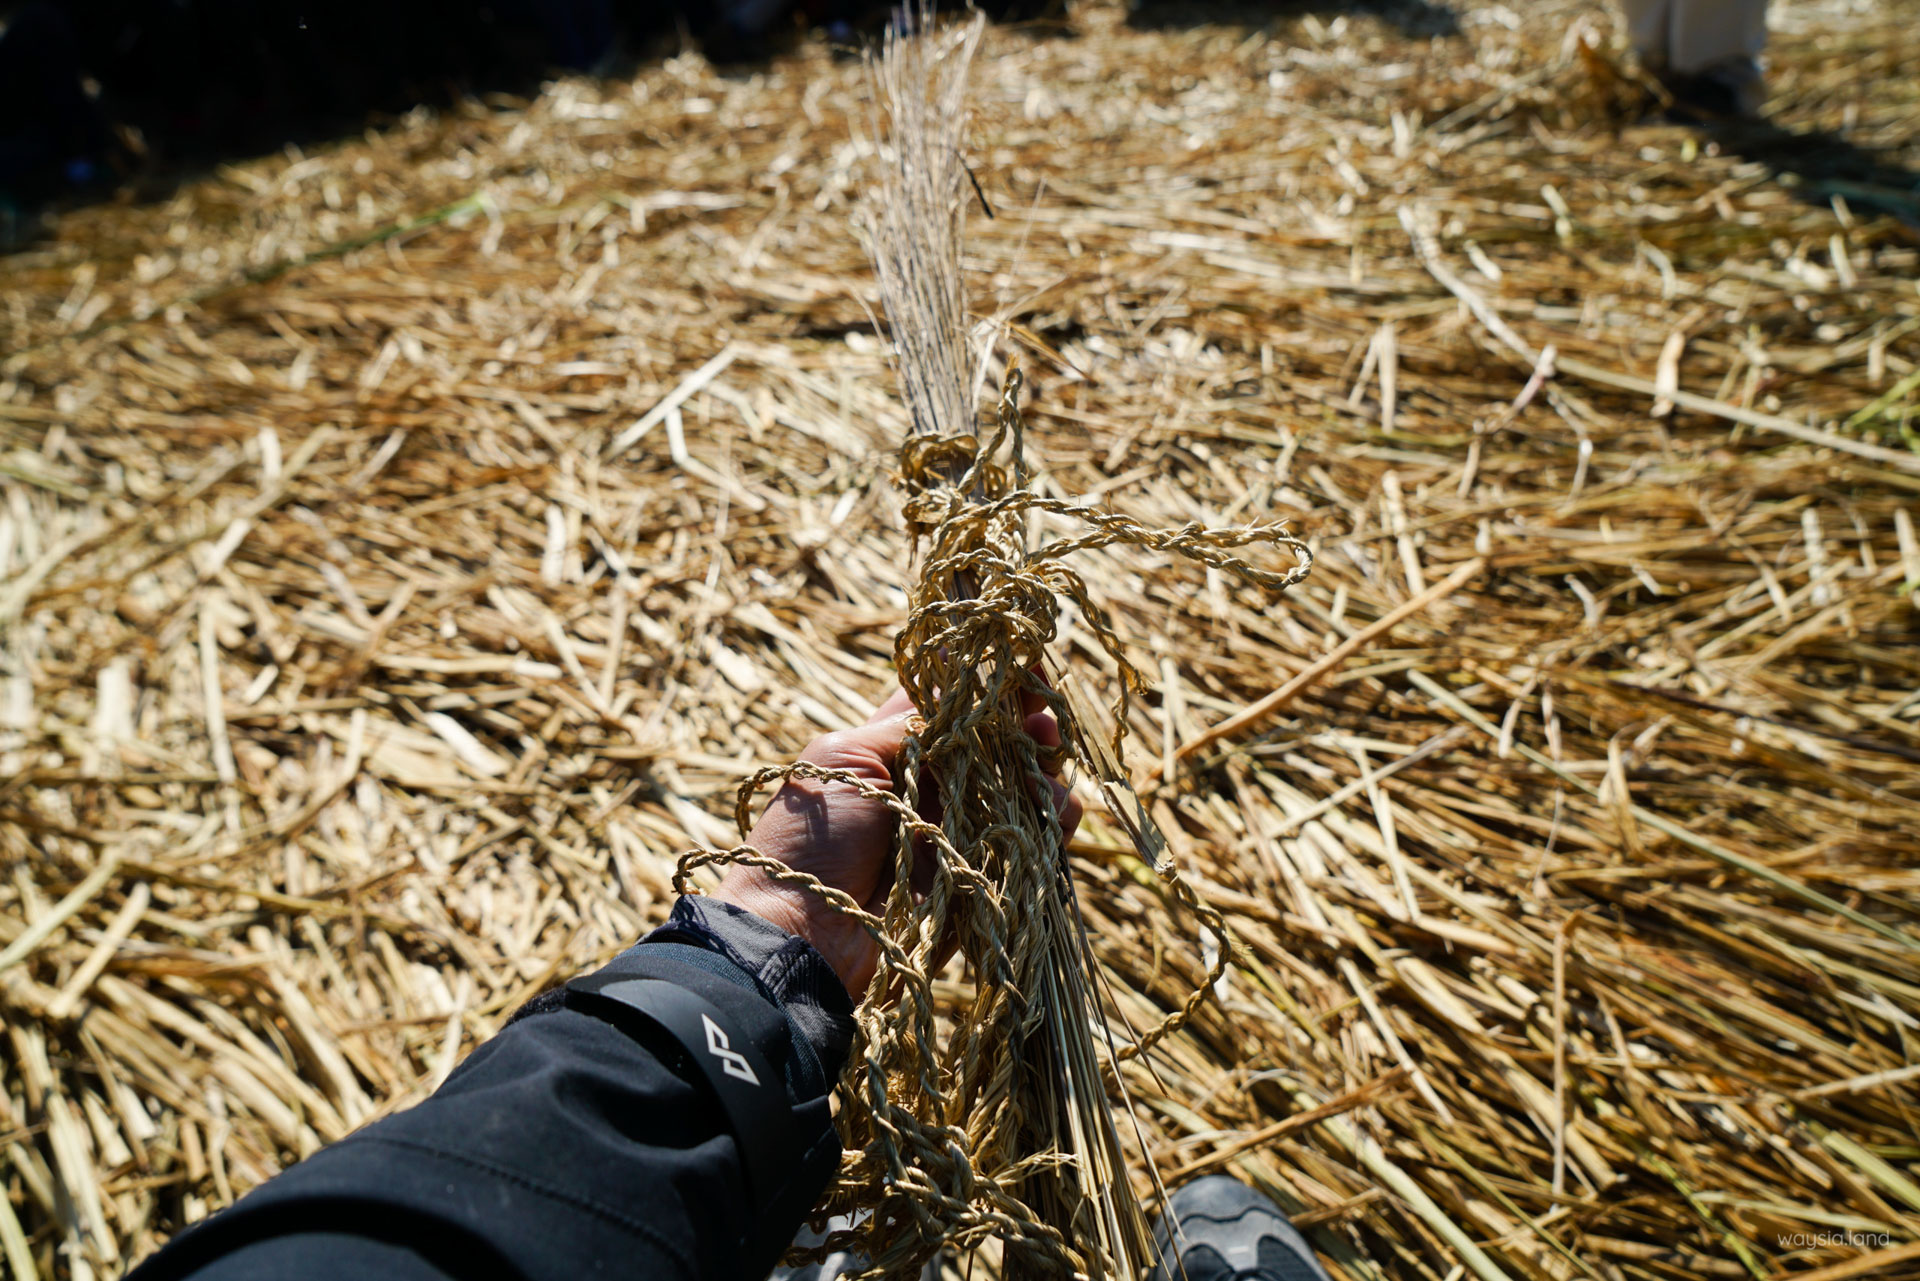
[1113,880,1235,1064]
[673,362,1312,1279]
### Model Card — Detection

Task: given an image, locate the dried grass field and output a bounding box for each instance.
[3,0,1920,1276]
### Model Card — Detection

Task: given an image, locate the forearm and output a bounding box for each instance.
[130,898,854,1281]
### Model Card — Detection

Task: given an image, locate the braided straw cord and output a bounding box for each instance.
[675,361,1309,1279]
[673,12,1311,1277]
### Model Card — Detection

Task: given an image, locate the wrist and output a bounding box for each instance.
[634,895,858,1083]
[713,870,868,998]
[712,870,809,946]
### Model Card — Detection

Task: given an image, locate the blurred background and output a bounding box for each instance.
[0,0,917,231]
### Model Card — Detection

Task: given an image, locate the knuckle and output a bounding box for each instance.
[800,729,858,765]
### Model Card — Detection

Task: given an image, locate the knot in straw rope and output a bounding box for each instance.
[676,363,1311,1279]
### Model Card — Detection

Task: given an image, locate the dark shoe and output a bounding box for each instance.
[1147,1175,1330,1281]
[1658,58,1765,123]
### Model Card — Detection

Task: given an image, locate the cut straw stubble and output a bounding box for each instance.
[5,4,1920,1276]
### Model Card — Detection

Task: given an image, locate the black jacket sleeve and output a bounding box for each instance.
[129,897,857,1281]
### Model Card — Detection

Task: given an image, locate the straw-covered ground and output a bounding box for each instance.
[4,0,1920,1276]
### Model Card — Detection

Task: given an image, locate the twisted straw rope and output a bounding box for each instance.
[676,364,1311,1278]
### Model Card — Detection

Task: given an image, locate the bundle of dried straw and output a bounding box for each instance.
[675,11,1311,1277]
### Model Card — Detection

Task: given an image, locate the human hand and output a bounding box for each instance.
[711,684,1083,998]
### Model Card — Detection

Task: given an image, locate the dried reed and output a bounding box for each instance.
[3,2,1919,1279]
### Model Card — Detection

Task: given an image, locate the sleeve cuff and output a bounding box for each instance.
[639,896,856,1084]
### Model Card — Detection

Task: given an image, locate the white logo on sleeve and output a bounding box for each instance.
[701,1013,761,1085]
